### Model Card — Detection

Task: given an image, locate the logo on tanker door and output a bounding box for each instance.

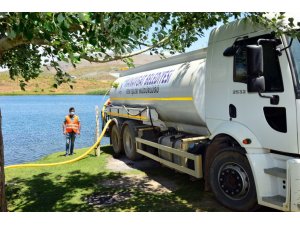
[120,69,175,95]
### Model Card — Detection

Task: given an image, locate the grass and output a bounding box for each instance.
[5,146,229,212]
[5,146,230,212]
[5,147,110,212]
[0,72,114,96]
[85,89,110,95]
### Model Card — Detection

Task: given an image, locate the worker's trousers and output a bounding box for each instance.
[66,132,76,155]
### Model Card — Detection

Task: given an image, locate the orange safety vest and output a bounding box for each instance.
[65,115,79,133]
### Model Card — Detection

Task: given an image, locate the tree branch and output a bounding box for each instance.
[128,38,151,47]
[0,36,26,53]
[0,36,49,54]
[81,35,170,63]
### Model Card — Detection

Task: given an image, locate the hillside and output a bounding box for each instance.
[0,54,161,95]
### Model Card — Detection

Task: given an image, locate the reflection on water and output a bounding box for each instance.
[0,95,109,165]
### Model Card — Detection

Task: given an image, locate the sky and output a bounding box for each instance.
[186,21,226,52]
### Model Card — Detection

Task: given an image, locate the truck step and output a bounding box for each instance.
[262,195,286,207]
[264,167,286,179]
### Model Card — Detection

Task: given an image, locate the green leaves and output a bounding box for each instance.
[2,44,42,89]
[251,13,300,39]
[78,13,91,22]
[57,13,65,24]
[111,82,119,89]
[0,13,240,89]
[122,58,135,68]
[19,80,27,91]
[288,17,295,27]
[7,30,16,39]
[0,12,298,91]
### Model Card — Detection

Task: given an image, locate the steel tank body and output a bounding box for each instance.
[109,58,208,135]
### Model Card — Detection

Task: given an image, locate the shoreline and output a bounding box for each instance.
[4,145,111,167]
[0,89,110,96]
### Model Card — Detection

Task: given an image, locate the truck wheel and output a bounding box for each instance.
[122,121,142,161]
[111,124,123,158]
[209,150,258,211]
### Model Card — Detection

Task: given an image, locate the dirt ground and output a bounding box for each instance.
[106,157,178,193]
[105,154,231,212]
[104,154,278,212]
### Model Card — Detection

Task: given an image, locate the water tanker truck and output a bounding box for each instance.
[102,18,300,211]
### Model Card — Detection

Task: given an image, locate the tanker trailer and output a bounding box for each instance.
[102,18,300,212]
[110,48,208,136]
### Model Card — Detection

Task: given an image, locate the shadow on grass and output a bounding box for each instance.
[6,169,194,212]
[7,171,108,211]
[6,146,276,212]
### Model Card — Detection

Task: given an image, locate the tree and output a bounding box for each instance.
[1,12,298,89]
[0,12,249,89]
[0,110,7,212]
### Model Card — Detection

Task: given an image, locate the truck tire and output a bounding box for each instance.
[111,124,123,158]
[209,149,258,211]
[122,121,142,161]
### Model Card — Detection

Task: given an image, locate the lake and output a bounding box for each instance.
[0,95,110,165]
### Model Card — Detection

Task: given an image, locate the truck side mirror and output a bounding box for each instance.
[248,76,265,93]
[247,45,265,93]
[247,45,263,77]
[247,44,279,104]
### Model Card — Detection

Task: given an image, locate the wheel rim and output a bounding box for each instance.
[218,162,250,200]
[123,126,133,155]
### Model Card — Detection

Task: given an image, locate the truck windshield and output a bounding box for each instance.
[289,37,300,85]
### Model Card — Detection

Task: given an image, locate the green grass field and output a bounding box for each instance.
[5,145,229,212]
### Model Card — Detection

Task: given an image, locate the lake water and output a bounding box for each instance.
[0,95,110,166]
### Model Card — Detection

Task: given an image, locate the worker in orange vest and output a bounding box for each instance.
[63,107,81,156]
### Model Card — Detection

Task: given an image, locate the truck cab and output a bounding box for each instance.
[206,19,300,211]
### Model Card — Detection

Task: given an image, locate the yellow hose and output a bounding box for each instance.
[5,119,112,169]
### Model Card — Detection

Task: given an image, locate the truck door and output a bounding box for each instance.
[229,34,298,154]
